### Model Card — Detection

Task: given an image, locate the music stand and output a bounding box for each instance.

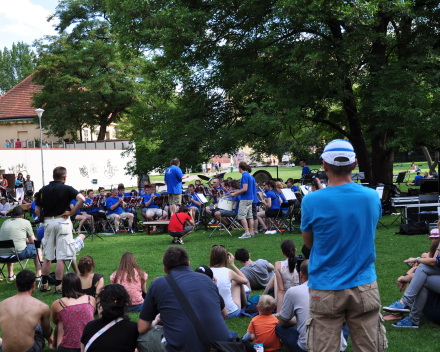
[209,200,234,238]
[351,172,365,183]
[375,186,389,229]
[394,172,407,189]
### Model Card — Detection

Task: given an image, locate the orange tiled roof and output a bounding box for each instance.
[0,73,43,120]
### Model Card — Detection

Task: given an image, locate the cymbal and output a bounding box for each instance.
[154,182,165,186]
[198,174,211,181]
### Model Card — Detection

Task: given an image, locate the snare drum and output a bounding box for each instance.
[182,194,191,204]
[218,198,237,211]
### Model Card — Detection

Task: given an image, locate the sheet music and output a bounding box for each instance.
[301,185,311,195]
[196,193,208,204]
[281,188,297,200]
[376,186,384,200]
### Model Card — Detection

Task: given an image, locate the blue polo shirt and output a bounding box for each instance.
[253,179,259,204]
[31,201,37,219]
[189,193,201,210]
[106,196,123,215]
[85,198,97,213]
[165,165,184,194]
[140,266,230,352]
[301,182,381,290]
[291,185,299,192]
[414,175,423,186]
[240,171,254,200]
[302,166,311,175]
[143,193,161,209]
[70,200,82,215]
[266,190,281,210]
[212,186,223,205]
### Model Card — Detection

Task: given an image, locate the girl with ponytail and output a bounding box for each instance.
[263,239,300,314]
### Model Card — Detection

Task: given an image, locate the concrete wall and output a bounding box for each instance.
[0,148,137,192]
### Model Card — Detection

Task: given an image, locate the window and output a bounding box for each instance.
[84,129,89,141]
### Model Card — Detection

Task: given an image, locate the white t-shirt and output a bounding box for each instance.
[211,267,238,314]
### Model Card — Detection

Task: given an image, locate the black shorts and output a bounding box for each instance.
[91,212,107,220]
[265,209,280,218]
[252,203,257,220]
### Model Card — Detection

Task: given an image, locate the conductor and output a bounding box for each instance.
[35,166,85,294]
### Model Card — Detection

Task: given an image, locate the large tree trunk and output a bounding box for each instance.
[421,147,438,174]
[97,124,107,140]
[371,132,394,184]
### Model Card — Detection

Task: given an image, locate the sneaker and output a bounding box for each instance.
[115,229,120,234]
[264,230,277,235]
[127,228,135,234]
[254,232,259,236]
[172,239,178,244]
[177,238,184,244]
[383,301,410,313]
[54,284,62,295]
[6,275,16,282]
[392,316,419,329]
[238,233,252,239]
[35,276,42,281]
[209,219,216,224]
[39,283,52,293]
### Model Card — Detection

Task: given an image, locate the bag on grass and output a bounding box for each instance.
[396,219,429,235]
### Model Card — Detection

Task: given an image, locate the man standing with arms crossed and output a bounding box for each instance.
[301,140,387,352]
[35,166,85,294]
[164,158,189,217]
[230,161,255,239]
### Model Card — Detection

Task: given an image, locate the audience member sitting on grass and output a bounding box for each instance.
[195,265,228,319]
[210,245,249,319]
[168,204,195,245]
[243,295,281,351]
[275,260,348,352]
[234,248,274,290]
[110,252,148,313]
[137,246,230,352]
[78,255,104,297]
[408,161,422,173]
[0,270,53,352]
[22,194,32,204]
[383,237,440,329]
[81,284,140,352]
[51,273,95,352]
[406,171,423,186]
[0,205,41,281]
[263,240,300,314]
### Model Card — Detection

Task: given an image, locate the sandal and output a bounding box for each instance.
[383,311,404,321]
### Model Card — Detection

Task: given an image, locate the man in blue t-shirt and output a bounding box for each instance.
[301,139,385,351]
[229,161,255,239]
[299,159,311,176]
[164,158,190,217]
[187,184,202,219]
[406,171,423,186]
[106,188,135,234]
[138,247,230,352]
[142,184,167,232]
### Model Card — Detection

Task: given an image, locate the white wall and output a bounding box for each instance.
[0,149,137,192]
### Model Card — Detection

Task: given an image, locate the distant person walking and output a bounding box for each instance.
[202,162,207,174]
[15,139,22,148]
[5,140,10,148]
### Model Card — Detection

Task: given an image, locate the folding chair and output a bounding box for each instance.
[277,201,296,232]
[34,240,72,288]
[0,240,29,280]
[267,208,283,233]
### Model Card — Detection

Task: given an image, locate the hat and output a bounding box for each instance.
[321,139,356,166]
[0,197,6,201]
[429,228,439,238]
[195,265,213,279]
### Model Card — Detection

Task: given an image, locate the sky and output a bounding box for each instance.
[0,0,59,51]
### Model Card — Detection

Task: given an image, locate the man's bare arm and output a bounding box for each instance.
[138,318,152,334]
[302,230,313,249]
[40,304,53,339]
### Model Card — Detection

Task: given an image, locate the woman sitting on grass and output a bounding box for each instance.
[81,284,139,352]
[210,245,248,319]
[51,273,96,352]
[110,252,148,312]
[263,240,300,314]
[78,255,104,298]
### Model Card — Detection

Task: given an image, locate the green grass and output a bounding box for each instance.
[0,160,437,351]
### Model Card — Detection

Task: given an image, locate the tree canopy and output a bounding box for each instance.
[0,42,37,94]
[107,0,440,183]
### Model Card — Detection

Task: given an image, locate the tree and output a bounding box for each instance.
[32,0,145,141]
[108,0,440,183]
[0,42,37,94]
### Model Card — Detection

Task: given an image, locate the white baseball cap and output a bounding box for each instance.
[321,139,356,166]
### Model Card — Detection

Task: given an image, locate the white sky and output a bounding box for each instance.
[0,0,59,51]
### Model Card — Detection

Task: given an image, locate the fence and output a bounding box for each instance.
[5,139,131,150]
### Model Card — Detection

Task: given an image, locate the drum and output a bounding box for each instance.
[98,195,106,206]
[135,196,144,207]
[202,186,211,197]
[153,195,163,206]
[92,196,99,207]
[128,197,137,207]
[218,198,237,211]
[130,190,138,197]
[195,186,204,194]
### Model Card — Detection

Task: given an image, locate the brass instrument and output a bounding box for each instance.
[257,192,268,211]
[213,189,227,209]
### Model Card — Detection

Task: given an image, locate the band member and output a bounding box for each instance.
[85,189,107,230]
[106,188,135,234]
[213,180,240,227]
[118,185,137,216]
[164,158,190,217]
[229,162,255,239]
[0,174,8,198]
[70,197,94,235]
[194,179,202,188]
[257,180,282,234]
[286,178,300,193]
[299,159,311,176]
[221,180,230,192]
[138,180,150,196]
[206,178,222,220]
[187,184,202,219]
[142,184,167,232]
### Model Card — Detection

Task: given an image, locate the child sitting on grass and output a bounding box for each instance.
[246,295,281,351]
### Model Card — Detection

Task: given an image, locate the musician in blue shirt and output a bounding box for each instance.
[300,159,311,176]
[286,178,300,193]
[256,180,282,234]
[213,180,240,227]
[142,184,167,232]
[187,184,202,219]
[206,178,223,221]
[164,158,190,217]
[106,188,135,234]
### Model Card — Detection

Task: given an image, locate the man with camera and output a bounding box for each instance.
[301,140,386,352]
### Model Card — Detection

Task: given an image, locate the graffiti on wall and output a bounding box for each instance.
[104,159,119,179]
[8,163,28,176]
[79,165,89,178]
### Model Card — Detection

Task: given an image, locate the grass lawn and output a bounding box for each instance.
[0,161,437,351]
